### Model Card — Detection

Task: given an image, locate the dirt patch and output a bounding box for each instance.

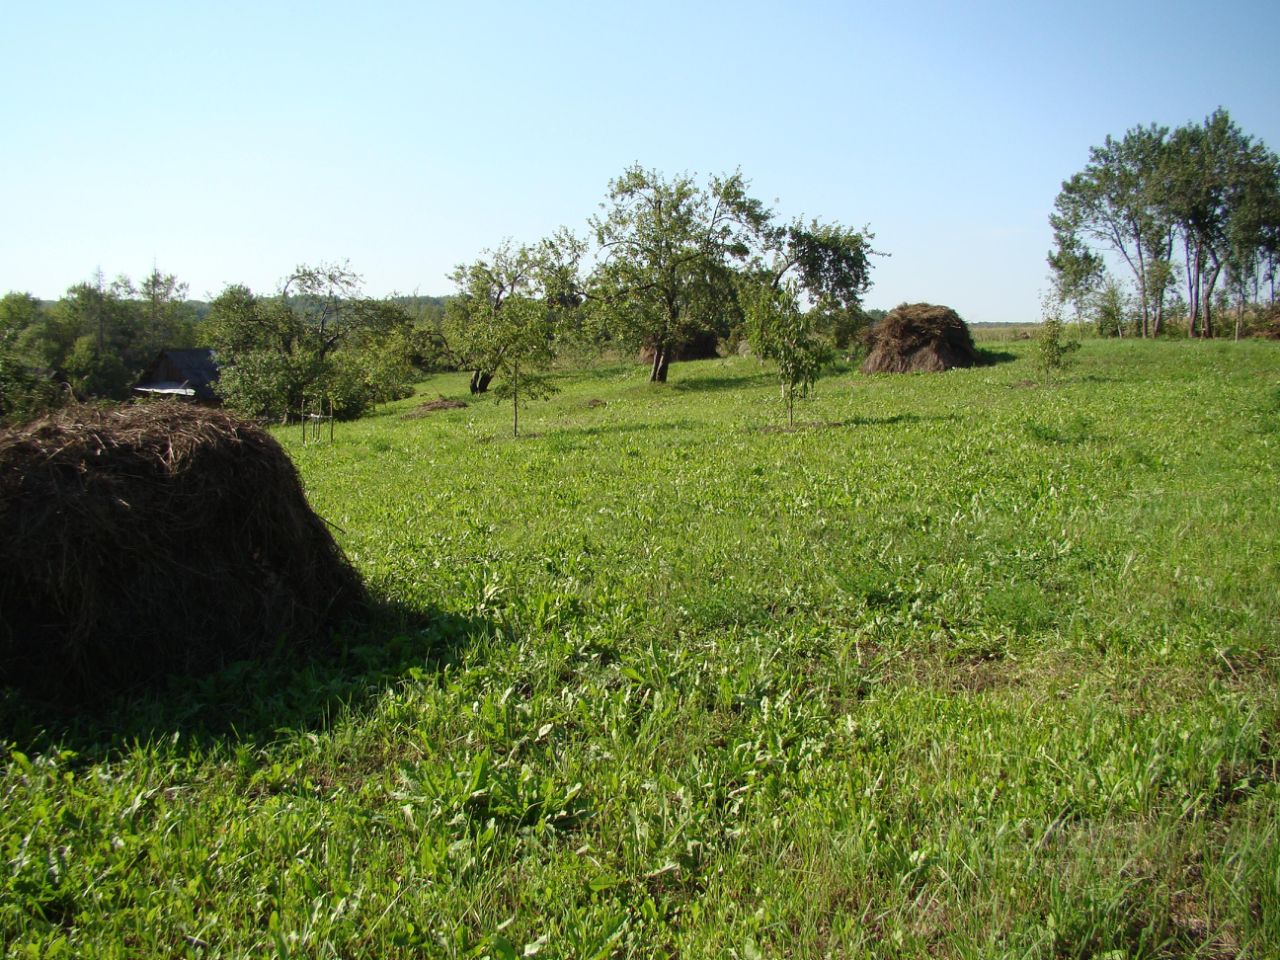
[404,396,468,417]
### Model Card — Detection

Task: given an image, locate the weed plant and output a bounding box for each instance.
[3,339,1278,957]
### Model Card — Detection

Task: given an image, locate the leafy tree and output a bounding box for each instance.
[768,220,877,320]
[447,241,564,435]
[1050,125,1175,336]
[206,264,415,420]
[745,280,830,427]
[588,166,771,382]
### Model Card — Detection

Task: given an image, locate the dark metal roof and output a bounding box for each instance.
[133,348,220,402]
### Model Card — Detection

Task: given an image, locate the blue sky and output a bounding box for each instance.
[2,0,1277,322]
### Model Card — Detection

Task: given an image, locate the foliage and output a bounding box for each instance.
[0,293,63,423]
[1036,293,1081,380]
[744,280,831,425]
[1051,111,1280,338]
[0,269,200,408]
[588,165,772,382]
[213,348,305,421]
[3,339,1279,956]
[206,264,416,420]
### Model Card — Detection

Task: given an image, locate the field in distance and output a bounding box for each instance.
[3,337,1278,957]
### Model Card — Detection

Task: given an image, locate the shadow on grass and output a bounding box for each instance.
[0,598,493,760]
[549,419,701,441]
[975,347,1019,366]
[670,370,775,393]
[757,412,962,434]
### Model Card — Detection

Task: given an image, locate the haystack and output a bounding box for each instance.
[0,402,364,700]
[861,303,977,373]
[638,329,721,364]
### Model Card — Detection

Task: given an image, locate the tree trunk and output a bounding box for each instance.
[470,370,493,394]
[1182,240,1192,337]
[1203,260,1222,339]
[649,345,669,383]
[1135,238,1151,337]
[512,361,519,438]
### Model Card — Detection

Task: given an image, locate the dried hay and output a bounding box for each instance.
[861,303,977,373]
[0,402,364,701]
[638,329,721,364]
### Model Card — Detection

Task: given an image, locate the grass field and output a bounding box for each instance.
[3,338,1279,958]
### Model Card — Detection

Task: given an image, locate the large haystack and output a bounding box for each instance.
[861,303,977,373]
[0,402,364,700]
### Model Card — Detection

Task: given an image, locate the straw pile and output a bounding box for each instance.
[861,303,977,373]
[0,402,364,700]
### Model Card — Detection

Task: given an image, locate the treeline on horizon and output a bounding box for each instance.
[1050,108,1280,338]
[4,114,1280,428]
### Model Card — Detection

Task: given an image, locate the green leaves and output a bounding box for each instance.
[448,242,568,435]
[744,279,830,426]
[208,263,417,420]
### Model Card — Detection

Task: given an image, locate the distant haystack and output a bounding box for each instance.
[861,303,977,373]
[0,402,364,701]
[638,329,721,364]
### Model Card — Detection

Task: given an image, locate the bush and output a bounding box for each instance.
[1037,294,1081,381]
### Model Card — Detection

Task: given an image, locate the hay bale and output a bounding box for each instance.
[0,402,364,701]
[638,329,721,364]
[861,303,977,373]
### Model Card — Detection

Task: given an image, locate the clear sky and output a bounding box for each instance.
[3,0,1278,322]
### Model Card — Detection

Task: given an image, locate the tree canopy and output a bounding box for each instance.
[205,263,416,420]
[587,166,772,382]
[1050,110,1280,337]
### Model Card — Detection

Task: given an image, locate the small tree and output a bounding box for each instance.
[1036,292,1081,383]
[1091,275,1130,337]
[746,280,829,427]
[448,242,564,436]
[488,297,558,437]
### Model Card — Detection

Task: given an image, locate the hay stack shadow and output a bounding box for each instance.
[0,402,364,704]
[0,598,488,757]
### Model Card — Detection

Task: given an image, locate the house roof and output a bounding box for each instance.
[133,348,220,402]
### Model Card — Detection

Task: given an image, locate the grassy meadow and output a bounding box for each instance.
[3,336,1279,958]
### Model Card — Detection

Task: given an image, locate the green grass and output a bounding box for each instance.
[3,339,1279,957]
